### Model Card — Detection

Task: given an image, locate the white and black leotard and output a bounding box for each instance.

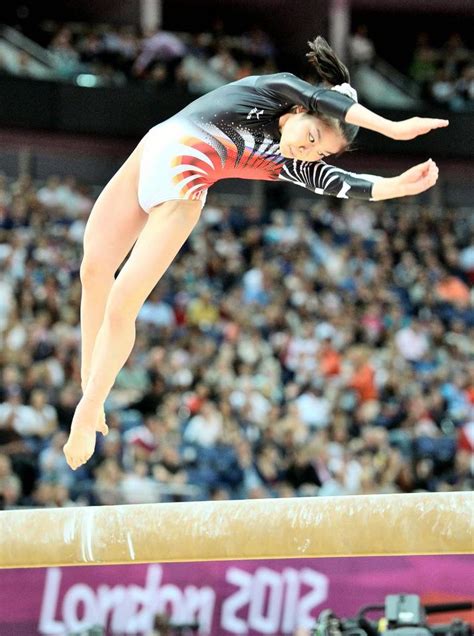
[138,72,379,211]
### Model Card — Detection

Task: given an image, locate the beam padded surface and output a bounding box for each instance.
[0,492,472,568]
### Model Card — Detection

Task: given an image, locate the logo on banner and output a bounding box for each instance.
[222,566,328,634]
[38,564,329,634]
[39,566,215,635]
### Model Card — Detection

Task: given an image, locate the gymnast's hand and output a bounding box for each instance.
[389,117,449,141]
[372,158,439,200]
[63,397,109,470]
[394,158,439,196]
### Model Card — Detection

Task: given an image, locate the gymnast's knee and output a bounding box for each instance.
[79,253,116,285]
[103,284,141,327]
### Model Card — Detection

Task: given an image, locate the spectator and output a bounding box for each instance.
[395,319,429,362]
[26,480,57,507]
[152,445,188,486]
[138,288,176,329]
[242,26,275,61]
[113,352,151,407]
[285,447,321,492]
[38,431,72,487]
[431,68,457,107]
[349,25,375,67]
[77,31,104,66]
[121,460,158,504]
[209,44,239,82]
[53,482,76,507]
[186,288,219,329]
[93,458,123,505]
[37,176,64,210]
[0,385,38,437]
[347,347,378,404]
[0,453,22,508]
[48,27,81,77]
[456,64,474,106]
[128,374,166,416]
[442,33,470,77]
[133,28,186,80]
[294,384,331,429]
[435,271,470,307]
[27,388,58,438]
[184,401,223,448]
[409,33,438,91]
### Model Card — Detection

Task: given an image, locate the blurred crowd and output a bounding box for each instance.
[0,20,277,94]
[350,26,474,110]
[409,32,474,109]
[1,18,473,108]
[0,169,473,510]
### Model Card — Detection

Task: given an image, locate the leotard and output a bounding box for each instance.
[138,72,379,211]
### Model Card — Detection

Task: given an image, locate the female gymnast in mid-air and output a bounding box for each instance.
[64,36,448,469]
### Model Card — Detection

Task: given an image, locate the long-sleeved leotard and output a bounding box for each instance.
[138,73,380,211]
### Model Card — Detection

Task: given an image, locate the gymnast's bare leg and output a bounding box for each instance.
[78,142,148,435]
[64,198,202,469]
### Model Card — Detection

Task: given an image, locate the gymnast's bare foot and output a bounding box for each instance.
[63,397,108,470]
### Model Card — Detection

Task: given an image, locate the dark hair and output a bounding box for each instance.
[306,35,350,85]
[306,36,358,145]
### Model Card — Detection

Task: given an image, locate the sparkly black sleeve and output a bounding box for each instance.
[278,159,380,200]
[255,72,355,120]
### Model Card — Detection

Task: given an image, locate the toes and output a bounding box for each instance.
[98,412,109,436]
[64,452,80,471]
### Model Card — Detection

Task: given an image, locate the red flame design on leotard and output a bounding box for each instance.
[171,134,284,200]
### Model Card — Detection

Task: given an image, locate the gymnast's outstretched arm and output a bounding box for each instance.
[345,102,449,141]
[279,157,439,201]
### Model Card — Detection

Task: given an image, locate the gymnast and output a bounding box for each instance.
[64,36,448,469]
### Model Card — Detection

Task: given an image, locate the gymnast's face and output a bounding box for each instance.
[279,108,346,162]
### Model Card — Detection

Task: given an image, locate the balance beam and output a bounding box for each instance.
[0,492,472,568]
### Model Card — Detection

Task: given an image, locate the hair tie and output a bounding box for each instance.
[330,82,358,102]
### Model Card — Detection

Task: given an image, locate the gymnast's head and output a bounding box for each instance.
[279,36,359,162]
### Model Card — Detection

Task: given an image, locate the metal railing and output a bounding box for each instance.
[372,56,422,101]
[0,24,57,68]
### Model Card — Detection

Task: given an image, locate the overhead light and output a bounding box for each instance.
[76,74,99,87]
